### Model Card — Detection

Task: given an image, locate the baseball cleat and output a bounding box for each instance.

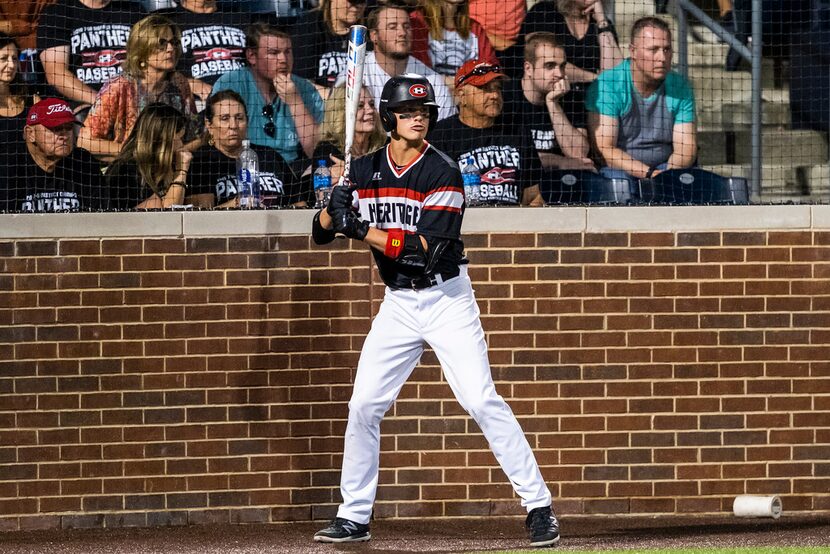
[526,506,560,547]
[313,517,371,543]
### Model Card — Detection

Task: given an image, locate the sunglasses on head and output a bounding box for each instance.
[456,64,501,87]
[262,104,276,138]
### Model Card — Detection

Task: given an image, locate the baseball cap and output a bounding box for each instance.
[25,98,75,129]
[454,60,507,89]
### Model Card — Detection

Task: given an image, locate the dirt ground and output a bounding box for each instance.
[1,515,829,554]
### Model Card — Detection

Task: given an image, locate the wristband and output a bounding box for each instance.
[384,229,405,259]
[597,22,614,34]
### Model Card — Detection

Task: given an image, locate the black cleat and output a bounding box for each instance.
[313,517,371,543]
[526,506,560,547]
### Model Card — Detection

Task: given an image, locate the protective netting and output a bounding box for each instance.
[0,0,826,212]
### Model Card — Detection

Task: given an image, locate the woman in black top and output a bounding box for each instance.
[105,103,191,209]
[521,0,622,82]
[0,33,37,169]
[188,90,307,208]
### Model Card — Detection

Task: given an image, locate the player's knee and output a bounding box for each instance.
[461,394,507,423]
[348,395,387,427]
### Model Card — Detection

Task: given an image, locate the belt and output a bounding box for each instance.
[409,269,459,290]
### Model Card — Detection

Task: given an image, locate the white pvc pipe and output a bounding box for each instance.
[733,495,783,519]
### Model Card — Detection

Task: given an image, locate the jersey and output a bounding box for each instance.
[349,142,467,290]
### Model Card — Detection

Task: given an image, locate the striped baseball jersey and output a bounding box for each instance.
[350,141,468,289]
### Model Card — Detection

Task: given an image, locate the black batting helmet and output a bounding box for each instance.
[379,73,439,133]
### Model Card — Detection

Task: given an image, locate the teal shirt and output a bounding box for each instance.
[586,59,695,166]
[211,68,324,163]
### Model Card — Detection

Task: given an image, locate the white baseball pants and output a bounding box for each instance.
[336,266,552,524]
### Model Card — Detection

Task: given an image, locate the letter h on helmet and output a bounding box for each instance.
[379,73,439,133]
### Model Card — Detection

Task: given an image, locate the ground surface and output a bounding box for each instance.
[1,515,828,554]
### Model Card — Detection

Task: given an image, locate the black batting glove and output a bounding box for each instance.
[327,184,355,216]
[332,209,370,241]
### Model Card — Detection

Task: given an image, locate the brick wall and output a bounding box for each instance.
[0,208,829,532]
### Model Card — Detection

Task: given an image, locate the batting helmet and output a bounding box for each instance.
[379,73,439,133]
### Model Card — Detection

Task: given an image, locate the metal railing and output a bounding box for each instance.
[676,0,763,198]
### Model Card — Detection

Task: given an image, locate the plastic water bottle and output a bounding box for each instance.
[313,159,332,209]
[236,140,260,208]
[462,156,481,206]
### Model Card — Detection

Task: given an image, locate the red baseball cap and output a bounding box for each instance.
[26,98,75,129]
[454,60,507,89]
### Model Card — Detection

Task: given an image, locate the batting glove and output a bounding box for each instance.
[327,184,355,216]
[332,209,369,241]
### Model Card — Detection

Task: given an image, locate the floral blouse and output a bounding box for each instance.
[84,71,201,144]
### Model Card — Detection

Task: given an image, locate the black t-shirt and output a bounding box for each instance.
[162,6,250,86]
[104,160,151,210]
[1,147,107,213]
[189,145,308,207]
[521,2,607,76]
[0,98,34,190]
[290,9,350,88]
[37,0,144,91]
[350,143,466,289]
[501,78,586,158]
[429,115,541,206]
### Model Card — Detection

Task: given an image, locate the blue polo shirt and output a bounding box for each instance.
[211,67,324,162]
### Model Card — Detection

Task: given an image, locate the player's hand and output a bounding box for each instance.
[327,183,355,216]
[332,209,369,241]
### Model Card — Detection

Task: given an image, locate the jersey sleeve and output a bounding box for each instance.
[416,158,464,241]
[585,68,625,117]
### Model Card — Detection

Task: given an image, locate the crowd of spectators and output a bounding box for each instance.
[0,0,820,212]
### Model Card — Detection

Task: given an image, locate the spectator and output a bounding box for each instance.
[188,90,308,208]
[502,31,592,170]
[349,3,455,121]
[0,33,37,153]
[37,0,144,107]
[586,17,696,183]
[77,14,201,162]
[468,0,525,53]
[409,0,498,85]
[290,0,367,95]
[521,0,621,82]
[212,22,323,164]
[1,97,106,212]
[313,84,386,184]
[104,102,191,209]
[429,59,543,206]
[162,0,250,105]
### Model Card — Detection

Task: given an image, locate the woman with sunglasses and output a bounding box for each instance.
[187,90,308,208]
[290,0,368,97]
[78,14,201,162]
[313,84,386,186]
[410,0,498,88]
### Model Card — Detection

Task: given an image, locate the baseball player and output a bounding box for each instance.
[310,73,560,548]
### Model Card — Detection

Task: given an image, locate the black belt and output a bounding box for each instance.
[409,269,459,290]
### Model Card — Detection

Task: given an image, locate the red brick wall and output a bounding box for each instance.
[1,229,829,531]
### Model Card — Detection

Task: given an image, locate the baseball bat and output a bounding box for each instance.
[341,24,367,186]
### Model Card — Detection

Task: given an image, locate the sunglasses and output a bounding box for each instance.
[346,0,367,4]
[456,64,502,87]
[154,36,181,51]
[262,104,276,138]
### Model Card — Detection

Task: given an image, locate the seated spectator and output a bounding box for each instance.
[429,60,543,206]
[290,0,367,96]
[0,33,37,152]
[587,17,696,184]
[188,90,308,208]
[78,14,201,162]
[162,0,250,104]
[410,0,498,86]
[105,103,191,209]
[212,22,323,164]
[520,0,622,83]
[37,0,144,107]
[313,84,386,184]
[468,0,525,53]
[502,31,592,171]
[1,97,106,212]
[346,3,455,121]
